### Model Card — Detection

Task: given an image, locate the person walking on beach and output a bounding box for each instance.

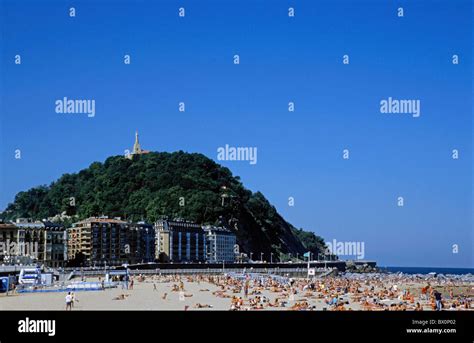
[434,291,443,311]
[65,292,73,311]
[71,292,79,308]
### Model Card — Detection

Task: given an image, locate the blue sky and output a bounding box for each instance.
[0,0,472,267]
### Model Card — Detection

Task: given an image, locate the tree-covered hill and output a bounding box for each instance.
[1,151,327,258]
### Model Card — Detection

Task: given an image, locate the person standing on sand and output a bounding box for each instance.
[434,291,443,311]
[421,286,428,300]
[65,292,73,311]
[72,292,79,308]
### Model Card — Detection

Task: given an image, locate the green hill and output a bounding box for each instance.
[1,151,328,259]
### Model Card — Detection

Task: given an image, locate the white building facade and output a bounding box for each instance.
[204,226,236,263]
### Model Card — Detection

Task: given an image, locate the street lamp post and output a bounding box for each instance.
[260,252,264,262]
[307,252,311,274]
[250,252,253,262]
[270,253,273,264]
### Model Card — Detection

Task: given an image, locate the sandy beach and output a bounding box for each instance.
[1,273,473,311]
[1,278,236,311]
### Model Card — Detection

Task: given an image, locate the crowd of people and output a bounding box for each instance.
[153,273,473,311]
[61,272,473,311]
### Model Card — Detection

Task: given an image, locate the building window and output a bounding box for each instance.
[186,232,191,260]
[178,232,182,260]
[195,233,199,260]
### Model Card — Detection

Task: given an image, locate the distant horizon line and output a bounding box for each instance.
[380,266,474,271]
